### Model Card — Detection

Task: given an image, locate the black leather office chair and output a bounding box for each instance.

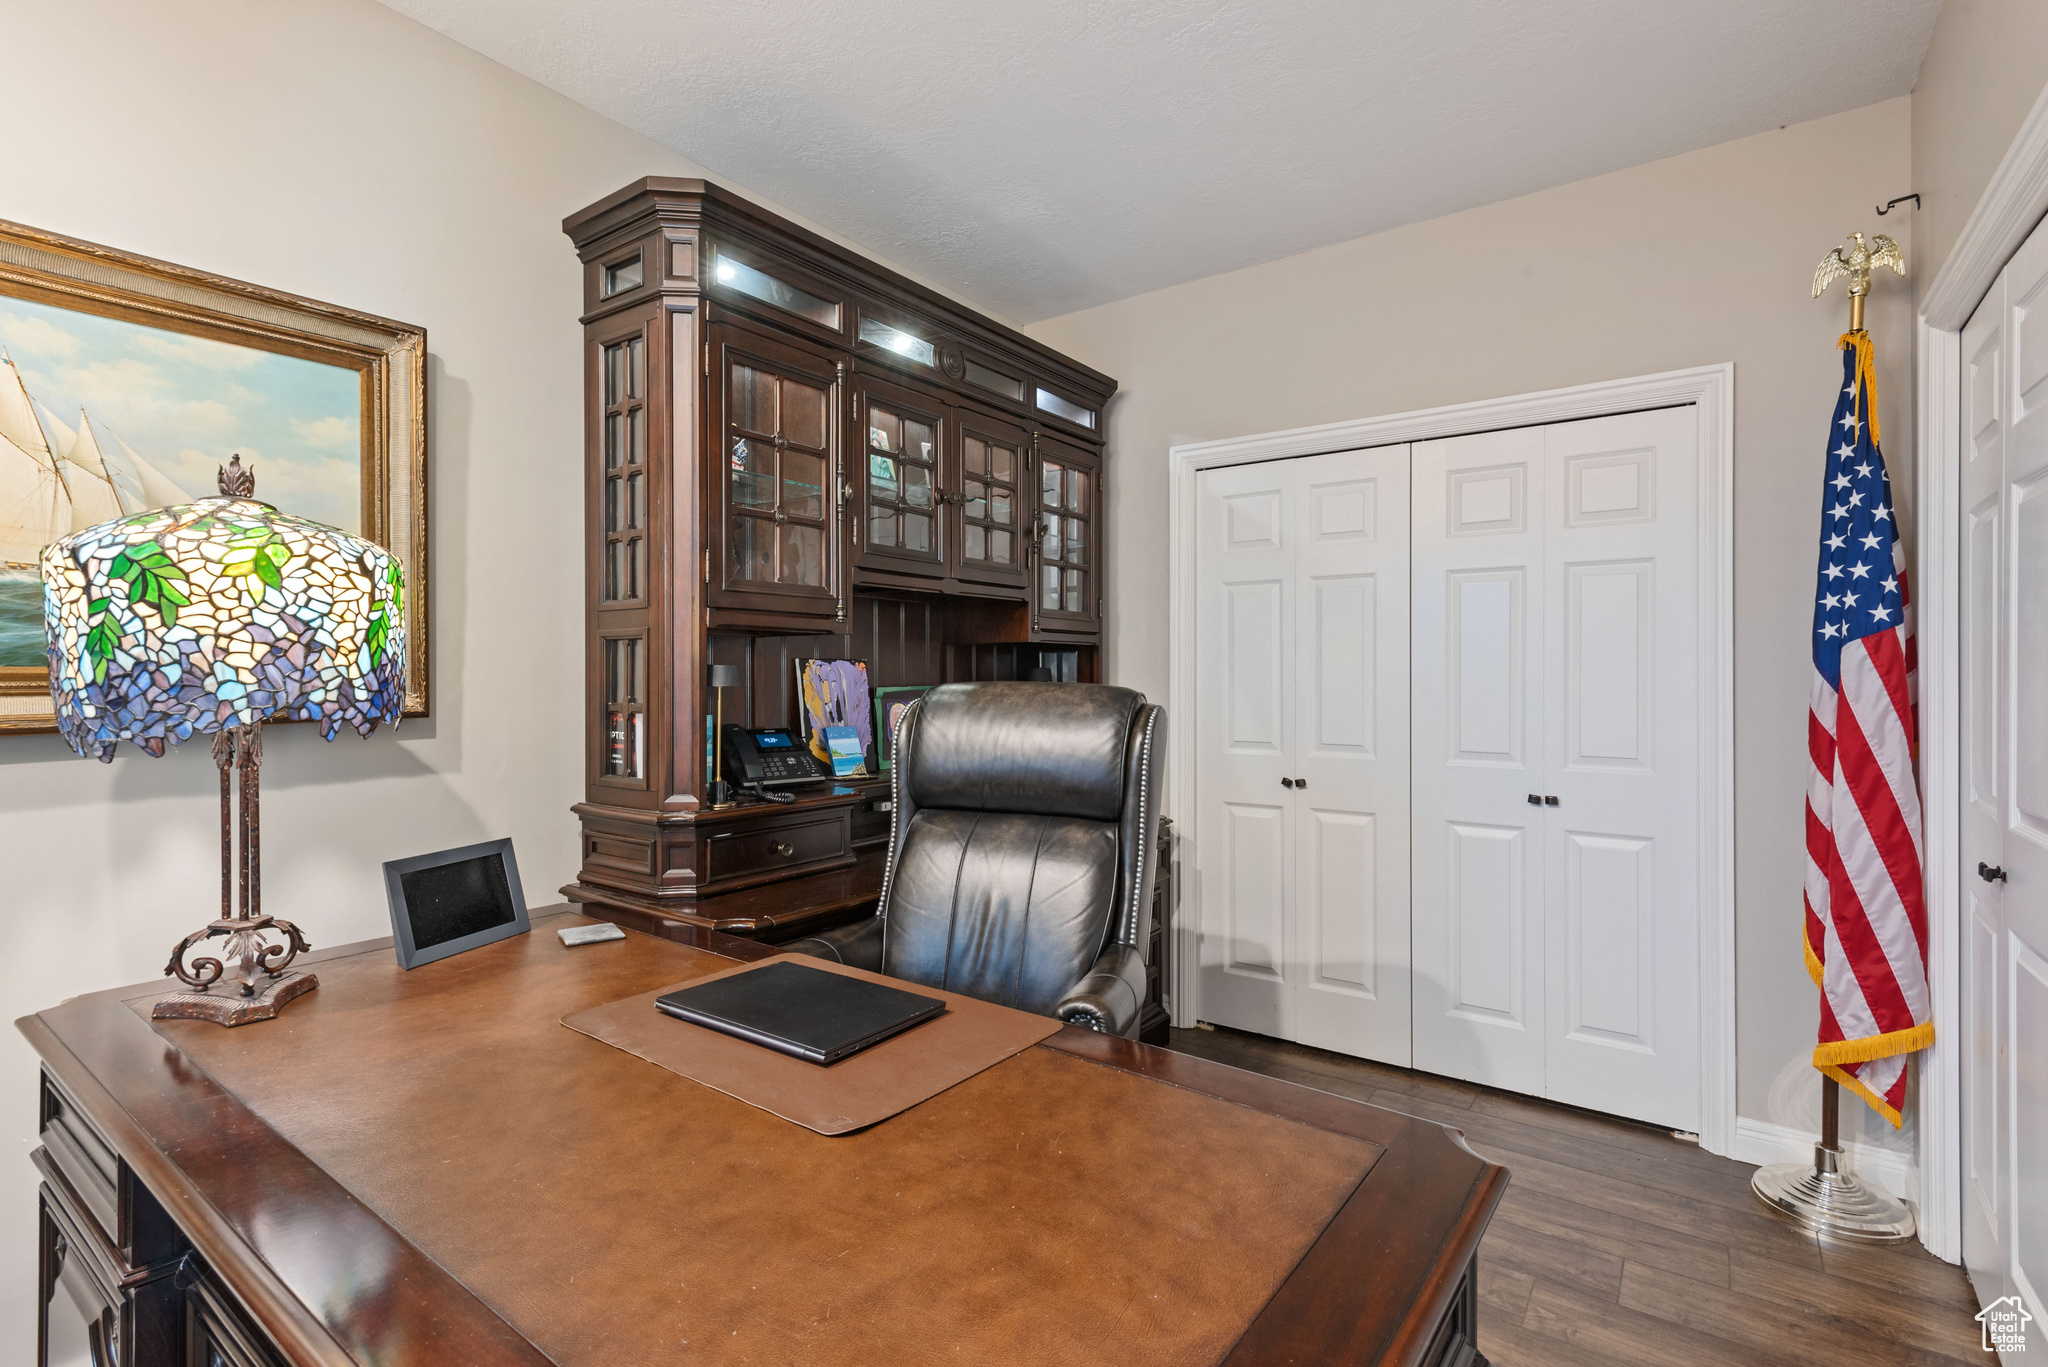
[787,682,1164,1037]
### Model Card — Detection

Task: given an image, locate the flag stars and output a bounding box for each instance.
[1843,590,1861,607]
[1826,532,1847,550]
[1821,621,1843,639]
[1831,501,1851,520]
[1840,411,1860,432]
[1861,532,1884,550]
[1849,490,1865,507]
[1882,576,1898,594]
[1823,593,1842,609]
[1833,471,1854,489]
[1849,562,1871,579]
[1875,505,1892,522]
[1855,461,1874,478]
[1824,563,1845,580]
[1871,604,1894,622]
[1835,445,1857,463]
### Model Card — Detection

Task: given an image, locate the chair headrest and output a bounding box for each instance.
[903,682,1144,822]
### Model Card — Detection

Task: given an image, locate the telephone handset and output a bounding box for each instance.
[721,725,828,802]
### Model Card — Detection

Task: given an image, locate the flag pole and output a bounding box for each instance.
[1749,231,1916,1244]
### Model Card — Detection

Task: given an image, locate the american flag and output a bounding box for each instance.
[1804,332,1931,1127]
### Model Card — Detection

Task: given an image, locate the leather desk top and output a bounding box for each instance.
[23,908,1506,1367]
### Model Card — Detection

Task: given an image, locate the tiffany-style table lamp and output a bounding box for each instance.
[42,456,407,1026]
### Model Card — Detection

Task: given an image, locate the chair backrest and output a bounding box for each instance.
[879,682,1160,1016]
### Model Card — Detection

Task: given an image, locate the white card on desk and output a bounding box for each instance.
[558,923,627,947]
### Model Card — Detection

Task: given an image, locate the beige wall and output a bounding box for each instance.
[1912,0,2048,291]
[0,0,947,1352]
[1026,98,1918,1151]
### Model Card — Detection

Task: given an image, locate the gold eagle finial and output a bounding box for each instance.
[1813,231,1905,301]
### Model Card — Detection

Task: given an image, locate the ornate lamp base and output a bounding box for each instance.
[1751,1144,1916,1244]
[153,970,318,1026]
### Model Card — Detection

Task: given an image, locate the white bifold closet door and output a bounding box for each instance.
[1959,217,2048,1355]
[1410,409,1702,1132]
[1193,446,1413,1063]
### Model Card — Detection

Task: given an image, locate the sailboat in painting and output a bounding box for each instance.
[0,352,192,571]
[0,351,194,667]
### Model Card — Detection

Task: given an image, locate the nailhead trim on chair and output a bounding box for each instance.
[1121,706,1160,946]
[874,696,923,963]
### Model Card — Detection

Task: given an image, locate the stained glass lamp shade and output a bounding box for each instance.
[41,456,406,1025]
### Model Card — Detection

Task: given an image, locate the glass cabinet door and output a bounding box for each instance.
[852,375,946,578]
[708,323,841,616]
[1033,432,1100,632]
[952,406,1030,592]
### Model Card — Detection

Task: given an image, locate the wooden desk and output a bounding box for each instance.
[21,908,1504,1366]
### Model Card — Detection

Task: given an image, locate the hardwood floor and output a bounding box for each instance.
[1166,1026,1987,1366]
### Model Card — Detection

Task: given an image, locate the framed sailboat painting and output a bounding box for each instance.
[0,219,428,733]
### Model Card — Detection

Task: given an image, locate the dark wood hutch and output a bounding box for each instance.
[559,179,1169,1038]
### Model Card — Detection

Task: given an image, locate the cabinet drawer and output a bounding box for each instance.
[703,813,850,888]
[41,1074,119,1247]
[186,1261,287,1367]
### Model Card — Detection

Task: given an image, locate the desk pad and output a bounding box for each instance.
[563,953,1063,1134]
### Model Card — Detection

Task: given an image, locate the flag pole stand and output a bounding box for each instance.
[1752,1076,1916,1243]
[1753,233,1919,1245]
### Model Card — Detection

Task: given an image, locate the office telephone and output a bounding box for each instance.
[722,725,829,798]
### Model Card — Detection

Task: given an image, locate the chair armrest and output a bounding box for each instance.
[1056,943,1146,1038]
[784,916,885,972]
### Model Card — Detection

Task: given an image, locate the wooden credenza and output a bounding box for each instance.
[22,908,1502,1366]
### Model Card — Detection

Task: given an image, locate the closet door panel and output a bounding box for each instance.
[1195,446,1411,1061]
[1292,447,1411,1063]
[1195,463,1297,1038]
[1540,408,1701,1131]
[1413,428,1547,1093]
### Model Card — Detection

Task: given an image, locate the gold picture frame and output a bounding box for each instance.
[0,218,427,733]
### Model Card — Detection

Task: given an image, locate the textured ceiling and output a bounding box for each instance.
[383,0,1941,324]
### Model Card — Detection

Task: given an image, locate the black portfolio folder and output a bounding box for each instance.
[654,961,947,1065]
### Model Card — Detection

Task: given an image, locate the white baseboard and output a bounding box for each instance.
[1728,1116,1920,1206]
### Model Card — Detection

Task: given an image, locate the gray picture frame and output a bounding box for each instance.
[382,837,529,970]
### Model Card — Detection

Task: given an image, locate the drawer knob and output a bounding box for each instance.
[773,841,795,857]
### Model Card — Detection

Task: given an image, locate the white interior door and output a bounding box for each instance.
[1962,212,2048,1358]
[1410,427,1549,1092]
[1537,410,1700,1129]
[1412,409,1702,1131]
[1291,450,1412,1059]
[1193,447,1412,1062]
[1961,254,2008,1301]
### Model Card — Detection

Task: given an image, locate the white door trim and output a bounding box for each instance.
[1911,75,2048,1266]
[1168,363,1736,1157]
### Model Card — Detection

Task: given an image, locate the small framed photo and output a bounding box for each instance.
[795,657,874,777]
[873,685,933,772]
[383,837,530,969]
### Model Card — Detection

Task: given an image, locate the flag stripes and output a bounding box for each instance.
[1803,332,1932,1126]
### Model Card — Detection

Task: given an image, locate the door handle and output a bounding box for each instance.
[1980,862,2008,884]
[1528,794,1541,805]
[1280,778,1307,790]
[1281,778,1295,789]
[1544,795,1559,806]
